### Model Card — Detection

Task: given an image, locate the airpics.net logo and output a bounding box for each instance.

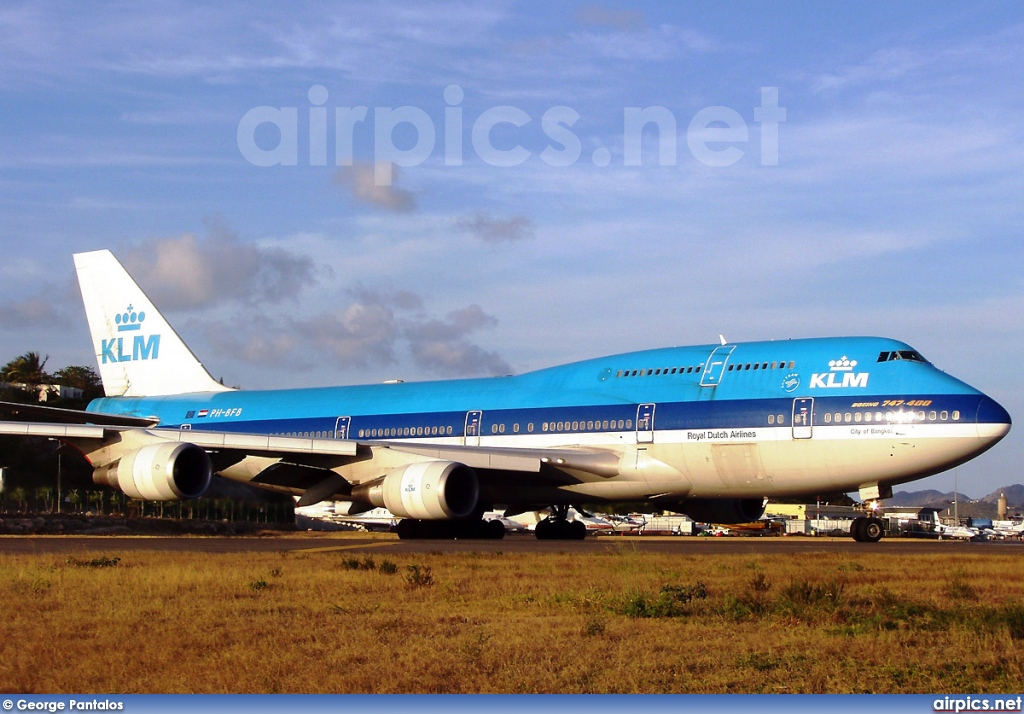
[102,305,160,364]
[236,85,786,185]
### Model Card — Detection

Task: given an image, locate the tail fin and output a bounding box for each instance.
[73,249,233,397]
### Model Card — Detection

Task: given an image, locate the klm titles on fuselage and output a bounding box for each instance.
[809,357,869,390]
[101,305,160,364]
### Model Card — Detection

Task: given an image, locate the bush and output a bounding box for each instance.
[405,564,434,588]
[614,582,707,618]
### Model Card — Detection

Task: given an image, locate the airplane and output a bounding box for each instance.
[0,249,1012,542]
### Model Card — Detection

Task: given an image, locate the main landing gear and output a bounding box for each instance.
[850,516,884,543]
[534,505,587,541]
[395,517,506,540]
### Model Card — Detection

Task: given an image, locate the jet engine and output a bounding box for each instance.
[93,442,212,500]
[678,498,766,524]
[351,461,479,520]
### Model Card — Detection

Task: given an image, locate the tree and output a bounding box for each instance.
[36,486,54,513]
[1,352,50,387]
[89,490,105,515]
[9,487,28,513]
[68,488,82,513]
[53,365,104,400]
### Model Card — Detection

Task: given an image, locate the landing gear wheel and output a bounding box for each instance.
[862,517,884,543]
[535,518,554,540]
[850,517,866,542]
[396,519,419,540]
[484,519,506,540]
[568,520,587,540]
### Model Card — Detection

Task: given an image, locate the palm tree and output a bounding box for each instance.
[9,487,28,513]
[1,352,50,387]
[68,488,82,513]
[89,490,105,515]
[36,486,54,513]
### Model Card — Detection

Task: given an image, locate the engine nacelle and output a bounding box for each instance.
[94,442,212,501]
[678,498,767,524]
[351,461,479,520]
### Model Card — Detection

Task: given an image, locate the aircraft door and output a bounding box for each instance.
[792,398,813,439]
[464,410,482,446]
[636,403,656,443]
[701,345,735,387]
[334,416,351,439]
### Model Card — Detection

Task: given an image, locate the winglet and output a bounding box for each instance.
[73,250,233,398]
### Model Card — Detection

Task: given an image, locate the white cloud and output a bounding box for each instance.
[121,225,317,310]
[335,164,417,212]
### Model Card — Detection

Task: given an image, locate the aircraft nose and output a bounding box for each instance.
[976,395,1012,443]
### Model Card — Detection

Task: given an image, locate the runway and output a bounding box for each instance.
[0,533,1020,556]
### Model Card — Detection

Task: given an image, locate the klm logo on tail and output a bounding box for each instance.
[810,356,869,389]
[101,305,161,364]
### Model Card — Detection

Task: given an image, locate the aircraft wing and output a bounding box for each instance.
[0,399,158,427]
[0,415,621,505]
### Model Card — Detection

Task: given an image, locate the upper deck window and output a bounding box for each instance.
[878,350,930,363]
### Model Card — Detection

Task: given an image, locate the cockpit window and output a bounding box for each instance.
[877,350,929,364]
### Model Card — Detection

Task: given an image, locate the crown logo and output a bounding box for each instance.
[828,356,856,372]
[115,304,146,332]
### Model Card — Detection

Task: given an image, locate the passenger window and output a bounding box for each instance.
[626,419,633,429]
[952,411,960,421]
[824,413,831,423]
[777,414,785,424]
[768,414,775,425]
[940,411,948,421]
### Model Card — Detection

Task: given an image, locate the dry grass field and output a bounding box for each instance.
[2,540,1023,693]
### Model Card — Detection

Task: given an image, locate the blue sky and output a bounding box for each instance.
[1,1,1022,497]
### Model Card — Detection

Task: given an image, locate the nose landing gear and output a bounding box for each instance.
[851,516,884,542]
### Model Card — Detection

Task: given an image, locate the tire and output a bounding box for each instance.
[850,517,866,542]
[535,519,552,540]
[569,520,587,540]
[863,517,884,543]
[485,519,506,540]
[396,519,419,540]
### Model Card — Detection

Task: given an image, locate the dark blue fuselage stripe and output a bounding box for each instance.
[165,394,987,438]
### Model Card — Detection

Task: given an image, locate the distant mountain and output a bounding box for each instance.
[980,485,1024,506]
[890,484,1024,508]
[887,485,1024,519]
[887,489,968,507]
